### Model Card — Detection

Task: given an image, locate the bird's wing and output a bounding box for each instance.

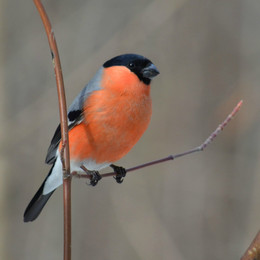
[45,68,103,164]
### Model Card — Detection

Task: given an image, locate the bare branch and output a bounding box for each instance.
[72,100,243,179]
[241,231,260,260]
[33,1,71,260]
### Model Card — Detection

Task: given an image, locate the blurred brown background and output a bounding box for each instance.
[1,0,260,259]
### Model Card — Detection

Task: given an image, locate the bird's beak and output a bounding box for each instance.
[142,63,160,79]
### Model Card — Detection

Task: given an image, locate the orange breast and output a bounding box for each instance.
[66,66,152,164]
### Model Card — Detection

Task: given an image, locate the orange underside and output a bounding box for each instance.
[60,66,152,164]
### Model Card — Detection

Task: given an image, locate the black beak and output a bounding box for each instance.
[142,63,160,79]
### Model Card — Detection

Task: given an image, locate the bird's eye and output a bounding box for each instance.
[129,62,135,68]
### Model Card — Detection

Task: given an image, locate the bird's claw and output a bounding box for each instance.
[111,164,126,184]
[80,165,102,186]
[88,171,102,186]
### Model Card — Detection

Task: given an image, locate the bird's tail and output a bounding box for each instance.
[24,165,55,222]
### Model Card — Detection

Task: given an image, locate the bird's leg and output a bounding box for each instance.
[88,171,102,186]
[80,165,102,186]
[110,164,126,184]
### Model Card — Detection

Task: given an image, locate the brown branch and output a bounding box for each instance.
[33,1,71,260]
[72,100,243,179]
[241,231,260,260]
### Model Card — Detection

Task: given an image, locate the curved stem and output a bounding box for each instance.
[241,230,260,260]
[33,1,71,260]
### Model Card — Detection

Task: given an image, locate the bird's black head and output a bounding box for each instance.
[103,54,159,85]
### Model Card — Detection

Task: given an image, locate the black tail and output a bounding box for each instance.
[24,166,55,222]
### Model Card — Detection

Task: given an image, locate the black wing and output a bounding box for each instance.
[45,110,83,164]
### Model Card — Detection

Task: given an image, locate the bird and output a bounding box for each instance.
[23,53,159,222]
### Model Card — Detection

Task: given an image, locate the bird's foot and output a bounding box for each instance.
[80,165,102,186]
[88,171,102,186]
[110,164,126,184]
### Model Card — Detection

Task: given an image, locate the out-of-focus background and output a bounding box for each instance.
[1,0,259,259]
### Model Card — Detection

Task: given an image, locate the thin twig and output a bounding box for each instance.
[72,100,243,179]
[241,231,260,260]
[33,1,71,260]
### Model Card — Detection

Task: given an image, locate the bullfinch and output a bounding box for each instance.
[24,53,159,222]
